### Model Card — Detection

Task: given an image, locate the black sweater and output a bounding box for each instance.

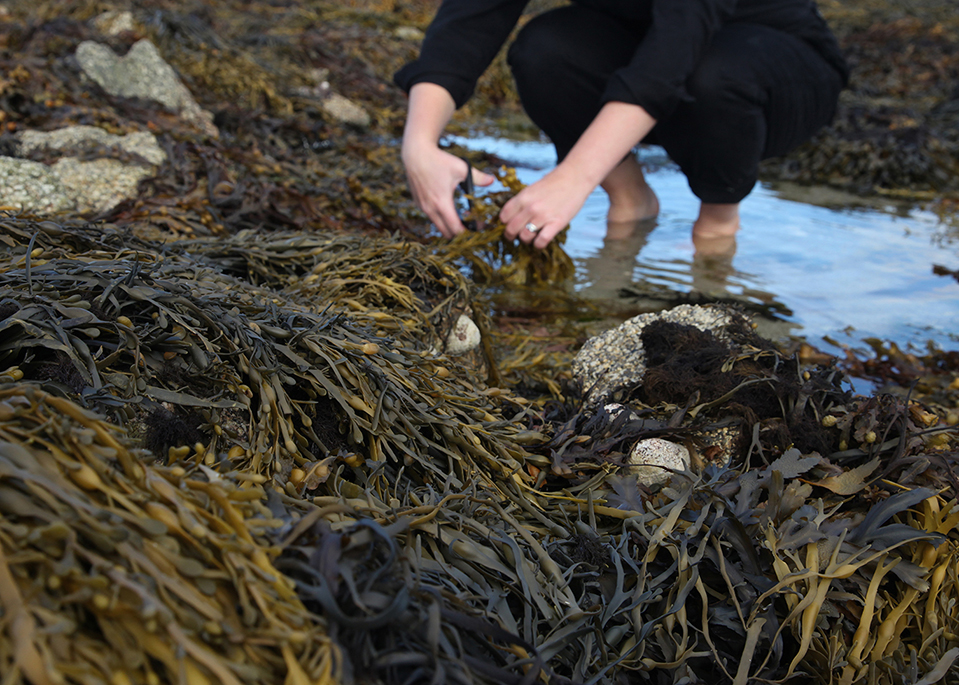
[394,0,849,122]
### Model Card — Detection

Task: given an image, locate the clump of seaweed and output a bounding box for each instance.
[2,215,956,685]
[439,166,576,286]
[0,383,337,685]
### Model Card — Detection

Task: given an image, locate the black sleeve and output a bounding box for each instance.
[393,0,530,109]
[602,0,739,121]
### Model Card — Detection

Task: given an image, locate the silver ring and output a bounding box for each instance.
[524,222,540,233]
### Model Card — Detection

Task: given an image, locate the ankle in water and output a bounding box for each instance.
[607,183,659,223]
[693,203,740,239]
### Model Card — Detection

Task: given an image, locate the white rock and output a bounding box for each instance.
[445,315,481,355]
[628,438,690,486]
[394,26,425,41]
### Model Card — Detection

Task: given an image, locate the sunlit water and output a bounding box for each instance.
[448,134,959,356]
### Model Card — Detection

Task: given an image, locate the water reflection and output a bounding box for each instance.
[577,217,793,336]
[446,134,959,351]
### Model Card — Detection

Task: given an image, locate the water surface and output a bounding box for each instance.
[449,134,959,355]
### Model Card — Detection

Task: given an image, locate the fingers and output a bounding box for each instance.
[404,149,474,237]
[500,168,591,249]
[500,193,560,249]
[471,168,496,187]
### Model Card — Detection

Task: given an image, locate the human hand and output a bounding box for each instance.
[402,145,495,238]
[500,165,593,249]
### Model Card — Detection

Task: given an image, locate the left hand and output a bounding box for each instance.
[500,165,594,249]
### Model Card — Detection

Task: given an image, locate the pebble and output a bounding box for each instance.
[628,438,691,486]
[445,315,481,355]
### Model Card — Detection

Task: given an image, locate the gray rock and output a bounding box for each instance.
[572,304,741,405]
[75,40,218,137]
[51,158,154,215]
[17,126,166,166]
[0,158,73,214]
[2,125,164,215]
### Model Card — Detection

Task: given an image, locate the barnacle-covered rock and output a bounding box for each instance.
[1,125,166,215]
[16,125,166,166]
[628,437,691,486]
[0,157,73,213]
[572,303,740,405]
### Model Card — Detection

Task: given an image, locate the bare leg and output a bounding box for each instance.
[601,154,659,224]
[693,202,740,239]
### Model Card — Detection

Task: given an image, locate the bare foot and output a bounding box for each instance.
[602,155,660,224]
[692,202,740,239]
[605,217,658,241]
[692,232,736,257]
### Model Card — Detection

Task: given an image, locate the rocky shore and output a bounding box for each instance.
[1,0,957,228]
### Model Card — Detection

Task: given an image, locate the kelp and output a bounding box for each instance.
[1,0,959,681]
[0,216,530,481]
[0,382,337,685]
[440,166,576,287]
[1,215,958,685]
[762,5,959,195]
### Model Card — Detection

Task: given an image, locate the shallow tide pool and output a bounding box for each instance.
[448,134,959,356]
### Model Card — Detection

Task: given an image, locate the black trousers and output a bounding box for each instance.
[506,5,845,203]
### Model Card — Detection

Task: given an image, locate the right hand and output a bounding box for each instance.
[402,144,495,238]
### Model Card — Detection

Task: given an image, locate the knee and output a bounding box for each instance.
[685,51,763,111]
[507,14,573,91]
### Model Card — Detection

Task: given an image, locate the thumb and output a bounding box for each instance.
[472,168,496,187]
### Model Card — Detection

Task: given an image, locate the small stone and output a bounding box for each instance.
[394,26,425,41]
[92,10,136,36]
[445,315,481,355]
[306,68,330,85]
[628,438,690,486]
[603,403,638,421]
[320,92,371,128]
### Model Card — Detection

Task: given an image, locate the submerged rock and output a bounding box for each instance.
[75,40,218,137]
